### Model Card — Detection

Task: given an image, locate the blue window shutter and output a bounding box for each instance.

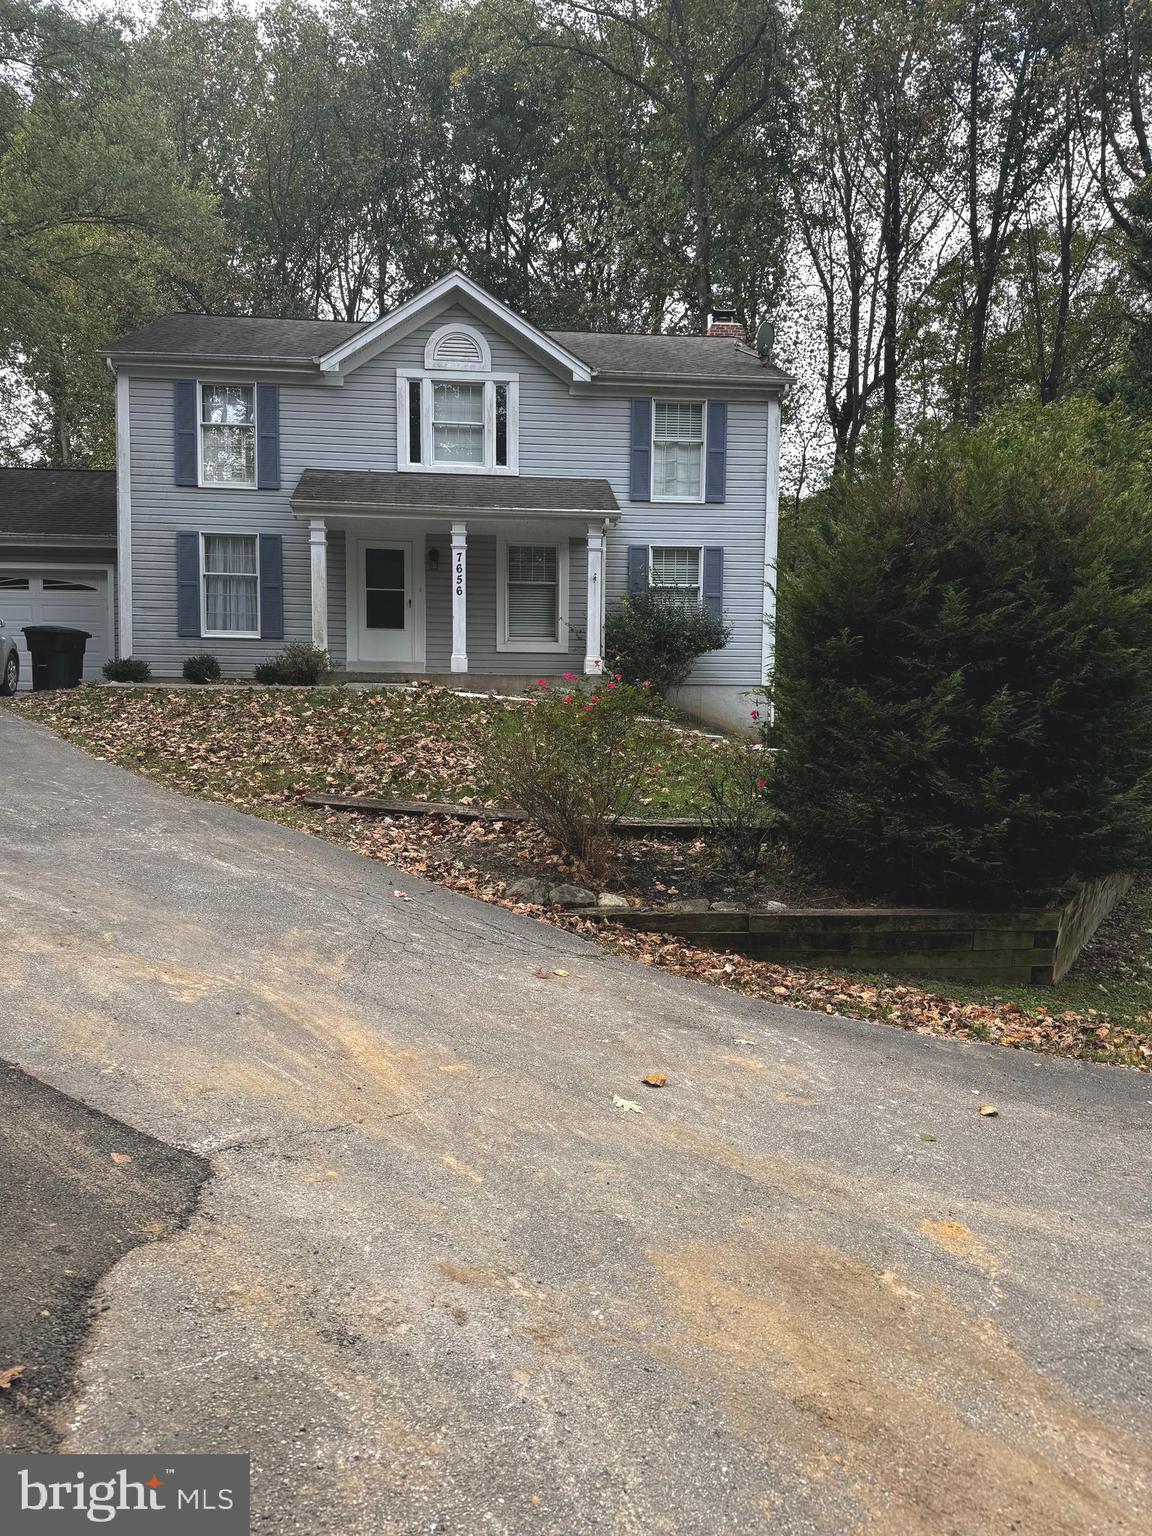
[627,545,648,594]
[629,398,652,502]
[176,532,201,637]
[174,380,197,487]
[703,547,724,621]
[256,383,281,490]
[259,533,284,639]
[705,400,727,503]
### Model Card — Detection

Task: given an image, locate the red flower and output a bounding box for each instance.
[757,778,767,789]
[606,680,617,689]
[750,709,760,720]
[583,704,593,711]
[615,672,623,680]
[536,678,549,687]
[562,672,578,681]
[563,696,574,704]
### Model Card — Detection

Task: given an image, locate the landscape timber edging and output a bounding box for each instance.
[578,876,1134,987]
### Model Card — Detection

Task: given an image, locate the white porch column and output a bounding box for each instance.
[450,521,468,672]
[309,519,328,652]
[584,521,605,676]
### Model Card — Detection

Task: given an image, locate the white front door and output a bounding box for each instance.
[355,541,414,665]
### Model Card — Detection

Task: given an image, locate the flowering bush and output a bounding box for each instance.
[490,676,672,877]
[696,750,777,872]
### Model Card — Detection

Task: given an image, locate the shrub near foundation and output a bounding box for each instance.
[490,675,671,879]
[769,401,1152,904]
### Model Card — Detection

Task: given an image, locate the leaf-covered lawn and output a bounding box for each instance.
[6,683,726,813]
[7,683,1150,1071]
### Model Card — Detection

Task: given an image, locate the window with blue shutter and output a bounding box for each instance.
[256,383,281,490]
[629,399,652,501]
[176,531,201,636]
[259,533,284,639]
[705,401,727,503]
[702,547,724,621]
[174,381,197,486]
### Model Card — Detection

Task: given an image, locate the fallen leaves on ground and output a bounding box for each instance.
[641,1073,667,1087]
[10,686,1151,1073]
[0,1365,25,1389]
[109,1151,133,1164]
[612,1095,644,1113]
[978,1104,999,1117]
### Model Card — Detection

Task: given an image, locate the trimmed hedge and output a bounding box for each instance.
[769,401,1152,904]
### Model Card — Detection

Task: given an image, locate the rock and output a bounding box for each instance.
[508,876,551,904]
[759,899,788,912]
[664,898,712,913]
[597,892,631,909]
[709,901,746,913]
[550,883,597,908]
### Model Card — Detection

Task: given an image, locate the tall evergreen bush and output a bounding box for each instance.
[769,401,1152,904]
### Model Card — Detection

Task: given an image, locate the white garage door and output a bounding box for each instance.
[0,569,113,687]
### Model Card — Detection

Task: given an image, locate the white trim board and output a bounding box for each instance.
[319,272,594,384]
[115,372,132,655]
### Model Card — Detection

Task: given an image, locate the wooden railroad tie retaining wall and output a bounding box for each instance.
[582,881,1131,986]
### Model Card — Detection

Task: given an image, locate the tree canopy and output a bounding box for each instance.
[0,0,1148,471]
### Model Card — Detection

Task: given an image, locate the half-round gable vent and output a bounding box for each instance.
[435,330,483,365]
[426,324,489,370]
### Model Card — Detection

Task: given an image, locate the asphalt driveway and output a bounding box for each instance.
[0,712,1149,1535]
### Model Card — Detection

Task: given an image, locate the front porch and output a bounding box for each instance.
[292,469,620,680]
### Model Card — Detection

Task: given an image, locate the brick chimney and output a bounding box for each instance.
[707,307,745,341]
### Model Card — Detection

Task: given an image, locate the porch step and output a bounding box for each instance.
[301,792,707,835]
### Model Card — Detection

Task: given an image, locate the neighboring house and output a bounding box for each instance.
[0,468,117,685]
[103,272,788,729]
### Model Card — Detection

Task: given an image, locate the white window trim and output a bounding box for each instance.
[424,321,491,371]
[396,369,519,475]
[197,381,258,491]
[199,530,261,640]
[496,534,570,653]
[651,398,706,503]
[648,544,705,602]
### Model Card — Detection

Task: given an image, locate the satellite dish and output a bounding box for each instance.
[755,318,776,362]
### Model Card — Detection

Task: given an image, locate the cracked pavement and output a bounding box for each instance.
[0,714,1150,1535]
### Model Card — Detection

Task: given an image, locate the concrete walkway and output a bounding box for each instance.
[0,713,1148,1535]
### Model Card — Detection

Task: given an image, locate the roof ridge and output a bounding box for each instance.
[160,311,370,325]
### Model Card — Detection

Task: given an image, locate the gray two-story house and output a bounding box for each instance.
[104,272,788,729]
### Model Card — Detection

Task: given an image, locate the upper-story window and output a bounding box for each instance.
[652,400,705,501]
[200,383,256,487]
[399,324,517,474]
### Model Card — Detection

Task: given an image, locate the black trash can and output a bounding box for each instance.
[22,625,91,691]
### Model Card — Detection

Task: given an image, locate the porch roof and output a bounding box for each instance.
[290,468,620,521]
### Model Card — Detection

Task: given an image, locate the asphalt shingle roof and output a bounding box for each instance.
[0,468,116,542]
[106,313,367,361]
[292,469,619,515]
[105,312,788,384]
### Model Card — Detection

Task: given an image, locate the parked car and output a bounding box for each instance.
[0,618,18,695]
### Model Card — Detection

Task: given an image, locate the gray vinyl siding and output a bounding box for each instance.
[126,302,772,685]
